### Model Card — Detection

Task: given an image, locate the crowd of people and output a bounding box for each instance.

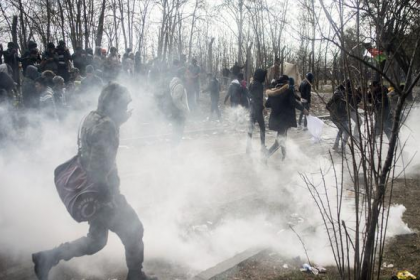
[0,39,408,280]
[0,39,403,156]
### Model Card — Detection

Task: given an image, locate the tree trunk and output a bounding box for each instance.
[95,0,106,48]
[208,37,215,74]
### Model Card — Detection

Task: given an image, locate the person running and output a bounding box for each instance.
[265,75,308,161]
[32,83,157,280]
[246,69,267,154]
[298,72,314,130]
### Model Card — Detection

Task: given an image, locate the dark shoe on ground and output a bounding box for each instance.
[32,251,59,280]
[127,270,158,280]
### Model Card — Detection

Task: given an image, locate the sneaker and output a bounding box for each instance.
[302,126,308,131]
[32,251,59,280]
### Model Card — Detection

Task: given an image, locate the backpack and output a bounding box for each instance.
[54,125,101,223]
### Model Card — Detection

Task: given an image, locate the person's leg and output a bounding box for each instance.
[256,112,266,148]
[350,109,360,140]
[342,121,350,151]
[32,212,109,280]
[298,109,304,127]
[303,103,309,129]
[267,129,287,159]
[108,195,145,277]
[210,96,216,119]
[332,119,342,150]
[246,113,256,154]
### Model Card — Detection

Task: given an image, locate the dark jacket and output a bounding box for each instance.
[22,65,40,108]
[224,79,243,107]
[208,78,220,98]
[299,79,312,104]
[249,81,264,113]
[41,51,59,73]
[249,69,267,113]
[266,84,304,132]
[327,88,347,122]
[80,111,120,196]
[21,51,41,73]
[346,86,362,110]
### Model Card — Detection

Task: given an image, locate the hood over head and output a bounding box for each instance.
[253,69,267,83]
[97,83,132,125]
[26,65,40,80]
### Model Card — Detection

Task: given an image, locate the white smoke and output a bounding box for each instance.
[0,82,417,279]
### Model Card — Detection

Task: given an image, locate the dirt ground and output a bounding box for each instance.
[222,88,420,280]
[222,176,420,280]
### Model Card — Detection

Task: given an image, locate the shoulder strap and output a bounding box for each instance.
[77,114,88,155]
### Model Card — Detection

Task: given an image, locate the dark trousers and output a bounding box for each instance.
[247,110,265,146]
[267,128,288,160]
[51,194,144,272]
[332,119,349,149]
[210,94,221,119]
[374,110,392,140]
[298,102,310,127]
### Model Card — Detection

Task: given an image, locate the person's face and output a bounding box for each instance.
[111,100,132,125]
[35,82,43,92]
[49,48,55,53]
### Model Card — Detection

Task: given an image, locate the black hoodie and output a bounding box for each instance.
[248,69,267,112]
[22,65,41,108]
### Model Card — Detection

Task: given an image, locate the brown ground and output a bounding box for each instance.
[223,176,420,280]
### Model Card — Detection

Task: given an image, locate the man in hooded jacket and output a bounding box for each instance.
[22,65,41,108]
[265,75,308,161]
[32,83,156,280]
[169,67,190,146]
[246,69,267,154]
[298,72,314,130]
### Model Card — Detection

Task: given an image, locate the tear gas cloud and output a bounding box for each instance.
[0,78,418,278]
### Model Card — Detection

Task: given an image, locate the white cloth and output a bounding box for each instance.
[307,115,324,143]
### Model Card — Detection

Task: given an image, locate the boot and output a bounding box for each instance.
[32,250,60,280]
[127,270,158,280]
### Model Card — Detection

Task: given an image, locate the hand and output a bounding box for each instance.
[303,109,309,116]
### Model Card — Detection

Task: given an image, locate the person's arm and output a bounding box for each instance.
[289,90,304,112]
[224,85,232,104]
[86,120,118,190]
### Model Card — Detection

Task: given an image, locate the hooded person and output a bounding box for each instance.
[22,65,41,108]
[326,84,350,152]
[203,73,221,120]
[80,65,103,91]
[224,74,244,107]
[265,75,308,161]
[246,69,267,154]
[32,83,157,280]
[0,63,16,104]
[169,67,190,146]
[298,72,314,130]
[35,76,57,120]
[41,42,59,73]
[21,41,42,73]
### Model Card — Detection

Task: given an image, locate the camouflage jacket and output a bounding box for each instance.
[80,111,120,196]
